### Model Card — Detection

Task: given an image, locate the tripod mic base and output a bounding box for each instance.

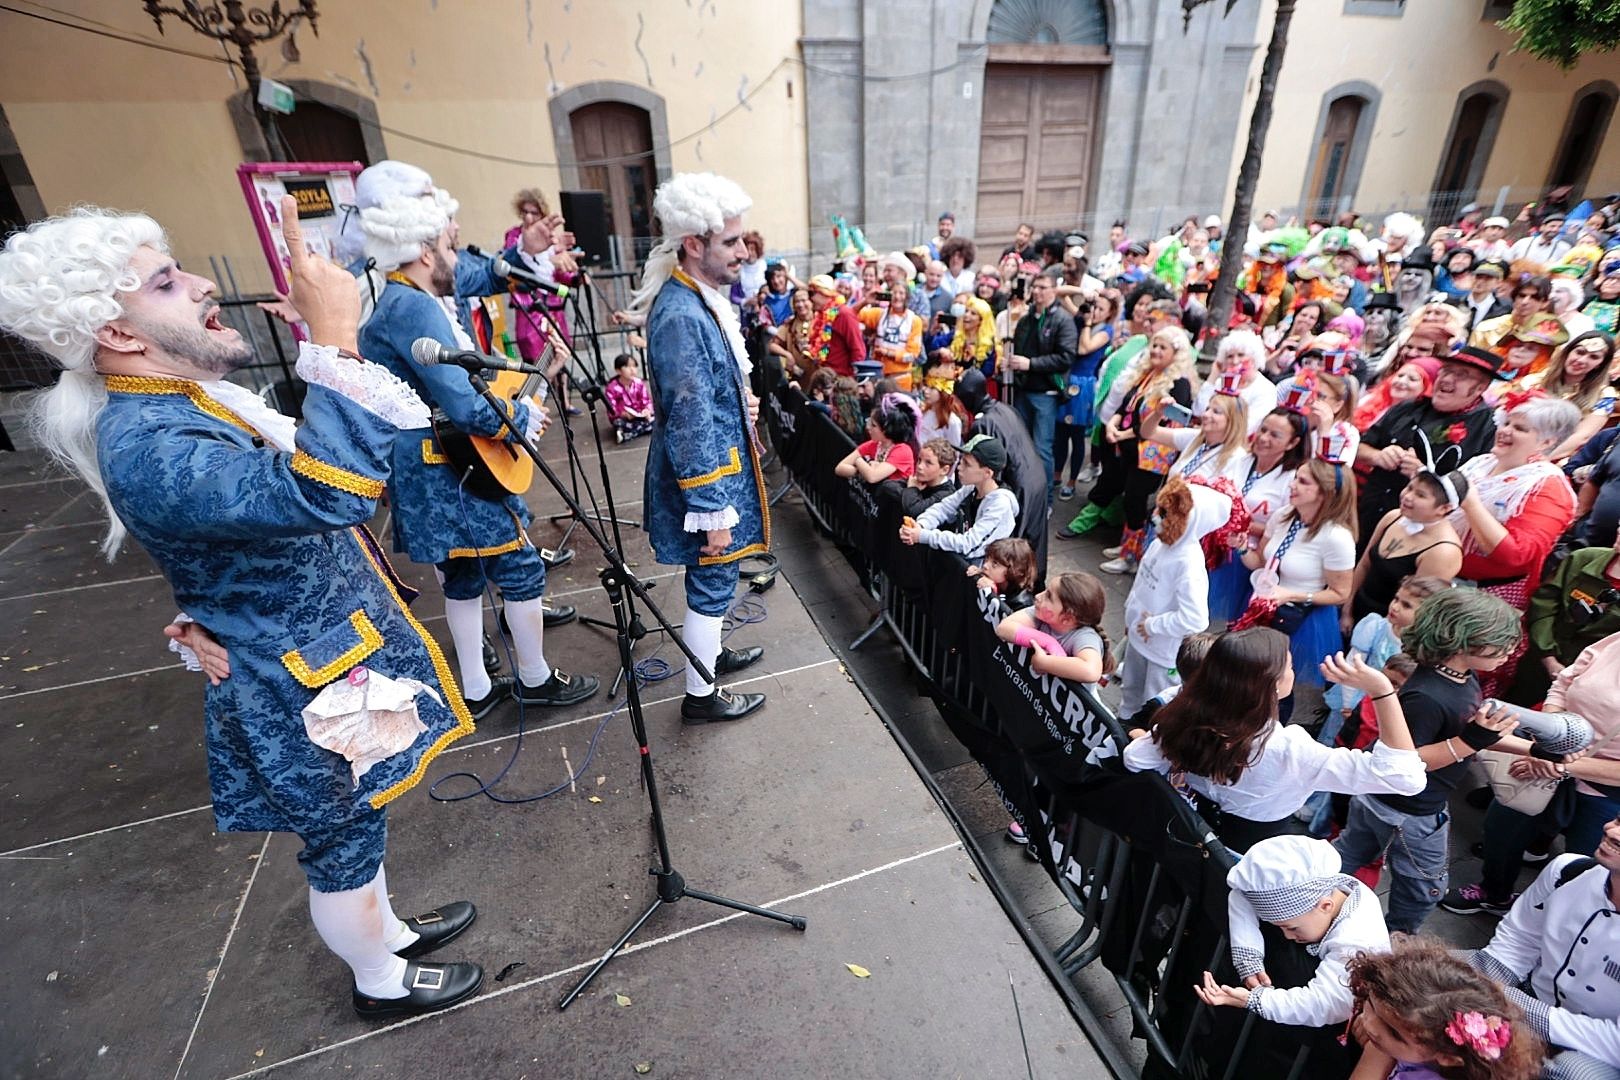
[557,866,807,1011]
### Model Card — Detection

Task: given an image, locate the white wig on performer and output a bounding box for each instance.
[0,209,169,555]
[628,171,753,314]
[340,160,459,325]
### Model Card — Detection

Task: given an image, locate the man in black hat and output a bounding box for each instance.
[955,368,1049,583]
[1354,344,1502,548]
[1363,290,1404,358]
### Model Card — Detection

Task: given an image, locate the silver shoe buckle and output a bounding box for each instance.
[411,966,446,991]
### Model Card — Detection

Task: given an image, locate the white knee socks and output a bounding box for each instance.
[443,596,492,700]
[309,869,409,998]
[504,597,553,687]
[372,863,417,954]
[683,608,724,698]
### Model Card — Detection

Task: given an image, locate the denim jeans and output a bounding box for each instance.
[1014,390,1059,495]
[1333,794,1450,933]
[1480,789,1620,901]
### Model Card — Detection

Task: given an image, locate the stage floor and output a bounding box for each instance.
[0,428,1109,1079]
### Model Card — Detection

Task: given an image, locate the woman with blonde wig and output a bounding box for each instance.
[1094,325,1202,573]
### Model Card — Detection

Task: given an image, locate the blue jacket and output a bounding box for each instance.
[643,272,769,567]
[97,376,473,833]
[359,279,534,565]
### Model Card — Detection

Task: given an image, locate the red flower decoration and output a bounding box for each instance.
[1446,422,1468,445]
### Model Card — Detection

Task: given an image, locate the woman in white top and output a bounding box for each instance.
[1124,629,1424,852]
[1140,389,1252,485]
[1239,458,1359,697]
[1208,407,1310,622]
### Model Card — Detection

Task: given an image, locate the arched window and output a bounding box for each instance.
[230,80,386,165]
[1547,82,1618,199]
[1302,84,1380,221]
[1428,81,1508,228]
[987,0,1108,45]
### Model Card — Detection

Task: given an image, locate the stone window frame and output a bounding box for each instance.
[228,79,387,164]
[1299,81,1382,219]
[546,80,672,193]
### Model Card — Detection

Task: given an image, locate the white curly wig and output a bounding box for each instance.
[629,171,753,312]
[335,160,459,271]
[0,208,170,556]
[1216,328,1267,372]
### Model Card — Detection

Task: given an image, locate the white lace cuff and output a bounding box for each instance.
[685,507,741,533]
[296,342,432,430]
[167,612,204,673]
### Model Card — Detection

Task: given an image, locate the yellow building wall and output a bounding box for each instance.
[0,1,809,294]
[1226,2,1620,223]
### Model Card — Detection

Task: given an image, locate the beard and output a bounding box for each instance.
[699,240,741,286]
[136,310,253,376]
[429,257,456,297]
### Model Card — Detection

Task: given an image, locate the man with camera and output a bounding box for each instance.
[1006,266,1079,497]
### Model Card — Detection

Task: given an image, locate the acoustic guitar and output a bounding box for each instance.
[430,295,561,499]
[430,359,546,500]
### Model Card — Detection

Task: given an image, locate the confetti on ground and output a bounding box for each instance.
[844,963,871,978]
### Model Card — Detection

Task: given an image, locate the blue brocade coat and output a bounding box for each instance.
[643,273,770,567]
[359,279,534,565]
[96,376,474,835]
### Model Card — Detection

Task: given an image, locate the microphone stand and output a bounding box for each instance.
[507,280,642,547]
[457,365,807,1011]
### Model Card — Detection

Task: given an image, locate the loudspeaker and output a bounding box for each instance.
[560,190,611,268]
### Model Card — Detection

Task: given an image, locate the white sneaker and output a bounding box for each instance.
[1099,557,1136,575]
[1079,464,1100,483]
[1102,545,1123,559]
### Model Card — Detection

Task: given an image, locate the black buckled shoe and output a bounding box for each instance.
[681,688,766,724]
[481,633,501,676]
[514,669,600,707]
[394,901,477,961]
[464,675,515,721]
[714,645,764,677]
[542,601,577,628]
[540,547,575,570]
[353,961,483,1020]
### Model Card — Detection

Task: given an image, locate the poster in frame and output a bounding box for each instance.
[236,161,363,337]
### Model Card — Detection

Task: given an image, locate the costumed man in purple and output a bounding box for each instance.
[629,172,769,723]
[350,161,601,719]
[0,199,482,1019]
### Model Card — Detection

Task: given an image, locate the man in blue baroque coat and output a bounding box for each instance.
[350,161,600,720]
[0,198,484,1020]
[633,173,770,723]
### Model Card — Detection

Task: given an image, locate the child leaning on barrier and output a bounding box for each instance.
[1127,630,1217,737]
[995,571,1117,685]
[898,434,1019,559]
[996,571,1117,847]
[1194,834,1390,1028]
[967,536,1036,611]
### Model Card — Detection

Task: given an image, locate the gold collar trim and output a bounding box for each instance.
[102,374,262,439]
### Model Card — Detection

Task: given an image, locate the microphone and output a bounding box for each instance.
[467,245,571,298]
[411,337,545,375]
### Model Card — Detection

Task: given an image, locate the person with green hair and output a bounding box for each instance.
[1332,586,1525,932]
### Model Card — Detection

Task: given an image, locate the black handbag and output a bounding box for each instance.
[1269,601,1312,635]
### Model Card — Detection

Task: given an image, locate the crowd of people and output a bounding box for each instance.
[754,195,1620,1080]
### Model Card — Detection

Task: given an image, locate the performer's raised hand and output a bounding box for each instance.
[280,194,360,353]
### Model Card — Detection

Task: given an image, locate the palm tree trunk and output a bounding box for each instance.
[1205,0,1297,356]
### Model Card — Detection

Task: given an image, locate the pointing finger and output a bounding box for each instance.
[280,195,307,275]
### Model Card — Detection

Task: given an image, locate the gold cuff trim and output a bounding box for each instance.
[421,438,449,465]
[349,530,476,809]
[280,609,384,689]
[698,541,771,567]
[677,446,743,491]
[103,374,262,439]
[446,537,526,559]
[290,450,386,499]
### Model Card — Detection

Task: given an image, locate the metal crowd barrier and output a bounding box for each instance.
[765,383,1347,1080]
